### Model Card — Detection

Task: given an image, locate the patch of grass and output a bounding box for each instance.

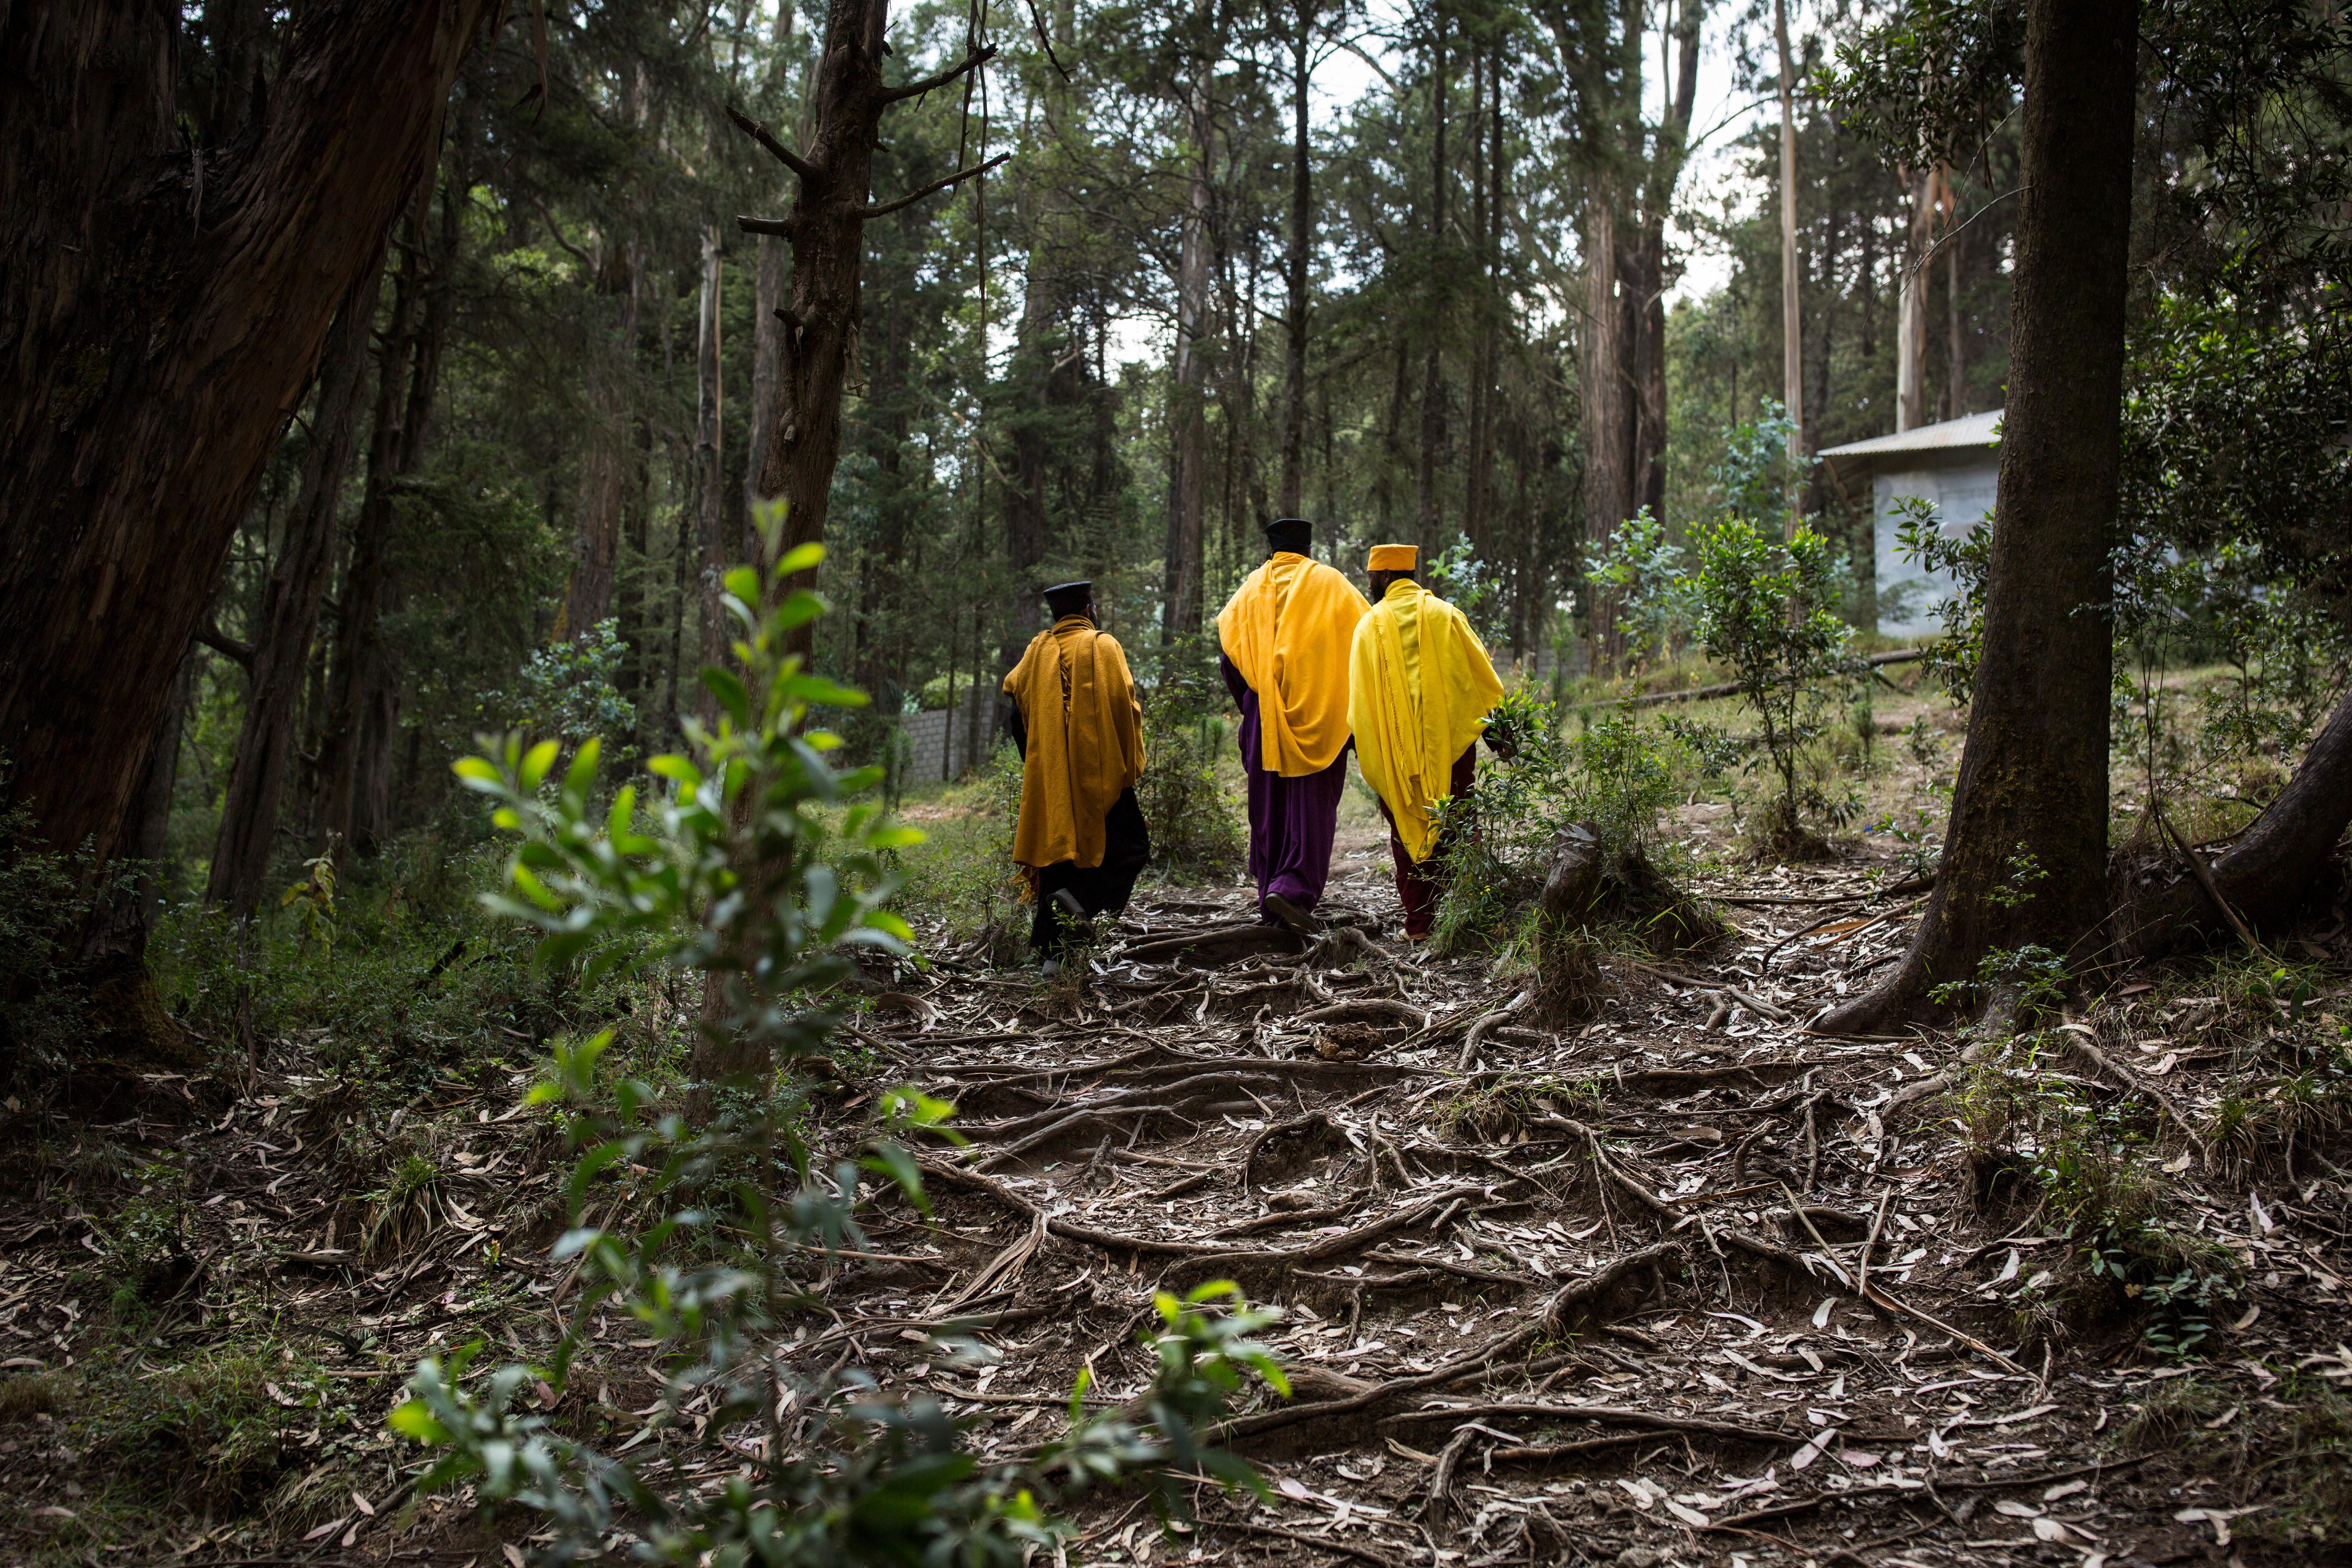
[1950,1035,2239,1356]
[0,1370,61,1421]
[1438,1074,1599,1142]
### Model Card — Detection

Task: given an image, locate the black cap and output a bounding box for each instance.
[1044,580,1093,617]
[1266,517,1312,555]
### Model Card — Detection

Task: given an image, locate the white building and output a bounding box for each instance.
[1816,410,2003,637]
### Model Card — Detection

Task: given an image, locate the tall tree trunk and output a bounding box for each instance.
[0,0,494,869]
[739,0,998,662]
[1579,189,1627,669]
[1627,0,1704,533]
[318,155,456,858]
[1895,168,1933,431]
[719,0,998,1107]
[1825,0,2136,1033]
[1417,4,1449,557]
[693,226,726,723]
[1003,237,1057,675]
[1464,39,1489,552]
[82,647,203,1067]
[560,244,642,642]
[1162,44,1214,640]
[1944,166,1966,417]
[1774,0,1804,475]
[208,246,387,915]
[1277,0,1314,519]
[745,11,791,538]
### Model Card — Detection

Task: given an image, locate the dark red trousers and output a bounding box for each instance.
[1376,744,1477,938]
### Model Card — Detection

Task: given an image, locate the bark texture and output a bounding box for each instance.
[0,0,494,866]
[208,249,388,915]
[1824,0,2136,1032]
[738,0,1000,660]
[2118,689,2352,958]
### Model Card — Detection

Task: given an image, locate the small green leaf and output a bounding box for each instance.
[519,739,560,793]
[775,541,825,577]
[562,737,602,797]
[724,565,760,604]
[452,756,502,785]
[388,1400,452,1444]
[702,667,753,727]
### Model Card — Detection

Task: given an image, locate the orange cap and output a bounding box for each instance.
[1367,544,1417,572]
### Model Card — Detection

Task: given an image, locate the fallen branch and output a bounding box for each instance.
[1379,1401,1798,1448]
[2057,1021,2210,1156]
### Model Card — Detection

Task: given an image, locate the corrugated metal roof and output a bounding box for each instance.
[1817,408,2003,460]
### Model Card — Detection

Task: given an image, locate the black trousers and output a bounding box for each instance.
[1033,788,1152,953]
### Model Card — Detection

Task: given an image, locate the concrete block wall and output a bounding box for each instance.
[901,686,996,784]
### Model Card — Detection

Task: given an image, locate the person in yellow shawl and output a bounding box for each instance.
[1348,544,1513,940]
[1216,517,1370,931]
[1002,581,1150,975]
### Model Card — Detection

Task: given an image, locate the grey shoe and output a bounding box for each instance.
[1262,893,1313,933]
[1051,887,1089,924]
[1040,956,1063,979]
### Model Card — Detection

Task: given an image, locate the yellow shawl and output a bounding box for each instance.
[1002,617,1146,870]
[1214,552,1369,777]
[1348,579,1504,862]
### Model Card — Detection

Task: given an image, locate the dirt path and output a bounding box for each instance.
[4,847,2347,1566]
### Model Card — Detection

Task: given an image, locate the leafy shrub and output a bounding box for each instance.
[0,785,102,1078]
[479,617,638,754]
[1690,517,1865,855]
[1133,636,1244,882]
[1431,688,1701,956]
[1583,508,1695,675]
[394,514,1287,1564]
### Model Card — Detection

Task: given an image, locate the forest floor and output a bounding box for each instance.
[4,706,2349,1567]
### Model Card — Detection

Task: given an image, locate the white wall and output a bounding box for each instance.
[1872,457,1999,637]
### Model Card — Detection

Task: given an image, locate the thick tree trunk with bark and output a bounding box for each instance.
[1580,189,1628,665]
[0,0,494,869]
[561,244,643,642]
[318,164,457,858]
[1416,8,1449,559]
[693,226,726,724]
[1774,0,1804,468]
[736,0,1000,664]
[208,250,387,915]
[2118,689,2352,958]
[720,0,998,1108]
[1824,0,2136,1032]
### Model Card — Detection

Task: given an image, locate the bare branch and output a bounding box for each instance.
[881,44,999,104]
[859,153,1010,219]
[724,105,814,180]
[736,214,796,237]
[196,624,255,668]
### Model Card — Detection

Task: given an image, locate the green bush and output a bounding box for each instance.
[392,517,1287,1566]
[1690,515,1864,855]
[1133,637,1244,882]
[1430,688,1693,956]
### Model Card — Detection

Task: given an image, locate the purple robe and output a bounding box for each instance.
[1221,652,1347,917]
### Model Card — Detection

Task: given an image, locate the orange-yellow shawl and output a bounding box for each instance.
[1348,579,1504,863]
[1002,617,1146,870]
[1214,552,1370,777]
